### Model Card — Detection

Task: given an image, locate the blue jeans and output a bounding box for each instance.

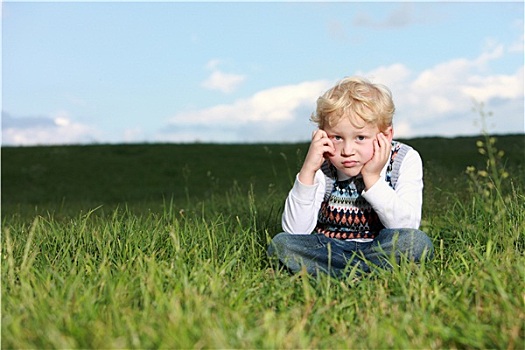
[267,229,433,278]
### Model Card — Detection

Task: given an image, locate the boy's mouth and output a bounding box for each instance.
[342,160,358,167]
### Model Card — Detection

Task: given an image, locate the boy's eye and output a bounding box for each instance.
[356,135,366,141]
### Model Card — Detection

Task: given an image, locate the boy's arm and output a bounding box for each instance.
[362,149,423,229]
[282,171,326,234]
[298,129,335,185]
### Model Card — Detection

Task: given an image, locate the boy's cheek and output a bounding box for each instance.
[364,143,375,158]
[327,154,337,162]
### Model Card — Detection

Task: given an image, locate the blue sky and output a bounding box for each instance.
[2,1,524,145]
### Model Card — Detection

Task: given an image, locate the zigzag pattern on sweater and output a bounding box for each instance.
[314,178,383,239]
[315,141,409,240]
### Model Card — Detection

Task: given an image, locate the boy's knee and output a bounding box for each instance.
[392,229,434,261]
[406,229,433,260]
[267,232,288,257]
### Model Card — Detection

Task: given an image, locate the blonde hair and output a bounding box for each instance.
[311,76,395,131]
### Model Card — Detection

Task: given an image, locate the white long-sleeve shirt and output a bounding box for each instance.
[282,144,423,240]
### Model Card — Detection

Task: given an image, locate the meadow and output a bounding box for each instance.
[2,133,524,349]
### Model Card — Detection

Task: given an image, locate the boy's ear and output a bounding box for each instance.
[383,126,394,142]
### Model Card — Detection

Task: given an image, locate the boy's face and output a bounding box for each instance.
[323,116,393,178]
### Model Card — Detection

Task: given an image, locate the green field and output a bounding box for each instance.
[2,134,524,348]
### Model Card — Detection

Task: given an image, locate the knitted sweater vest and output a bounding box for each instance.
[314,141,411,240]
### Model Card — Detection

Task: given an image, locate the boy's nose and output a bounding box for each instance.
[341,141,354,156]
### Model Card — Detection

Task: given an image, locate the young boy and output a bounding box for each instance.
[268,76,433,278]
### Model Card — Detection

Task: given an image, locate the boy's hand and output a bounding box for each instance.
[298,129,335,185]
[362,132,392,190]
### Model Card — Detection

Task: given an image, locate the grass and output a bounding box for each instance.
[2,133,524,348]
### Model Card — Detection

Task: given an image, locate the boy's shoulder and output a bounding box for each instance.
[392,140,421,160]
[390,140,423,179]
[392,140,422,163]
[392,139,412,149]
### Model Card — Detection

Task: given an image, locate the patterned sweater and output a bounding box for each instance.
[314,142,408,240]
[282,141,423,241]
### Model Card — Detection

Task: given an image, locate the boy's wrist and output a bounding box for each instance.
[363,174,381,191]
[298,168,317,185]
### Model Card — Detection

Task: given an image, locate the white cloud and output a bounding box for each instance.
[159,80,331,143]
[392,120,413,137]
[359,63,412,86]
[201,59,246,94]
[202,70,246,94]
[462,69,524,101]
[170,80,331,126]
[358,47,524,138]
[2,111,101,146]
[53,111,71,127]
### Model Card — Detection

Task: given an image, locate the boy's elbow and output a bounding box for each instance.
[282,225,310,235]
[387,211,421,229]
[281,218,314,235]
[406,212,421,229]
